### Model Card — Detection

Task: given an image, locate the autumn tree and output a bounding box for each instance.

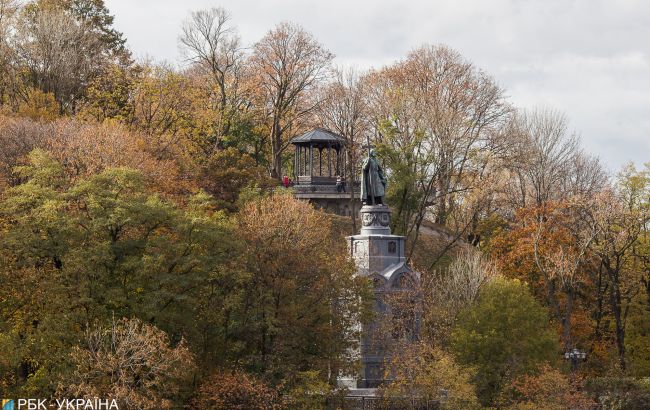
[251,22,333,179]
[490,163,649,375]
[381,342,480,409]
[180,7,249,153]
[0,116,191,196]
[0,115,50,186]
[129,63,195,157]
[419,248,496,344]
[15,0,126,112]
[531,201,598,351]
[364,45,511,259]
[79,63,137,123]
[491,200,597,351]
[15,88,59,120]
[504,107,606,210]
[317,68,368,231]
[234,193,369,385]
[0,151,231,394]
[193,370,284,410]
[623,163,650,377]
[198,147,275,212]
[0,0,20,107]
[58,318,195,409]
[55,0,129,62]
[499,365,594,409]
[585,178,649,371]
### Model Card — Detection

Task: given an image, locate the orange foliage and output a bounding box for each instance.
[502,365,594,409]
[489,200,598,349]
[490,202,583,293]
[0,116,193,199]
[44,119,192,196]
[193,370,284,410]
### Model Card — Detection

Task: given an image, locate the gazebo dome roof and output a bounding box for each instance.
[290,128,345,145]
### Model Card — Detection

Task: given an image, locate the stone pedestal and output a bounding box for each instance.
[359,205,392,235]
[349,205,408,281]
[345,205,414,388]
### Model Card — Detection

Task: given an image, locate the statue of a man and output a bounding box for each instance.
[361,149,387,205]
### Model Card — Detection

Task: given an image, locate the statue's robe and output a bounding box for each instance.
[361,156,386,203]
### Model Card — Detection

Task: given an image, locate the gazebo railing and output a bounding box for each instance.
[297,175,338,185]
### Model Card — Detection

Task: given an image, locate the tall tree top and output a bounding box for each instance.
[26,0,130,62]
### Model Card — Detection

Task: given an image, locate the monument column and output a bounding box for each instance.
[338,150,418,391]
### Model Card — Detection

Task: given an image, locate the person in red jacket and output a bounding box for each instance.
[282,175,290,188]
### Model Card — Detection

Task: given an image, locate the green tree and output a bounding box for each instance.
[0,150,231,395]
[451,277,557,406]
[57,0,129,62]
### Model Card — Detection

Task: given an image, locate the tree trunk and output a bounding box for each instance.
[591,263,607,343]
[609,279,627,371]
[562,286,574,349]
[270,121,282,179]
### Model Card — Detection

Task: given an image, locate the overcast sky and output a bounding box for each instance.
[104,0,649,171]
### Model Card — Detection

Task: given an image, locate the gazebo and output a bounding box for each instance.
[292,127,346,185]
[290,128,359,216]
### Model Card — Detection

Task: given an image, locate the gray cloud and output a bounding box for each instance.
[105,0,650,170]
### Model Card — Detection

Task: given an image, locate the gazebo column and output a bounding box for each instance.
[319,148,323,176]
[303,146,307,176]
[336,148,340,176]
[328,145,332,177]
[309,145,313,177]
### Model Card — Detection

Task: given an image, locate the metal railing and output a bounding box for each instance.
[293,181,361,195]
[326,396,440,410]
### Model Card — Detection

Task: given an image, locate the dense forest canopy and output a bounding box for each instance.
[0,1,648,408]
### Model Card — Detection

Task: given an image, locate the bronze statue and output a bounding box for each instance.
[361,149,387,205]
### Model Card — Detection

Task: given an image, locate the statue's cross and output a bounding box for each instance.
[362,133,375,153]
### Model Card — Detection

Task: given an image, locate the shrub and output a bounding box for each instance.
[500,365,594,409]
[585,377,650,410]
[193,370,284,410]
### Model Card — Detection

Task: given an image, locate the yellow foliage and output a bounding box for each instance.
[17,89,60,121]
[381,342,480,409]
